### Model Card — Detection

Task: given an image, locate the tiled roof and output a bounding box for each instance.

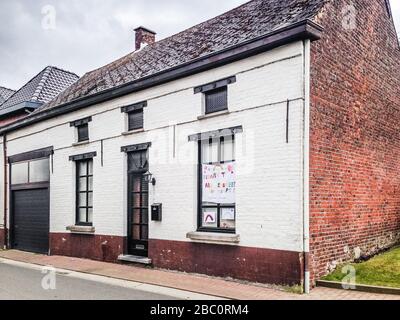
[0,86,15,106]
[39,0,326,112]
[0,66,79,111]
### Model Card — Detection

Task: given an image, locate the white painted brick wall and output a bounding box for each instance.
[1,41,307,252]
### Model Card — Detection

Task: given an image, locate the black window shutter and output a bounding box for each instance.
[205,87,228,114]
[128,110,144,131]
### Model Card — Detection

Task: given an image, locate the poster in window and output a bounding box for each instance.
[202,163,236,204]
[203,211,216,224]
[221,208,235,220]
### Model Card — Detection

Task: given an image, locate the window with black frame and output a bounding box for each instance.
[70,117,91,143]
[76,159,93,225]
[199,135,236,232]
[128,109,144,131]
[77,123,89,142]
[205,86,228,114]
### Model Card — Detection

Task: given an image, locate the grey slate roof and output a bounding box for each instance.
[0,66,79,111]
[38,0,327,112]
[0,86,15,106]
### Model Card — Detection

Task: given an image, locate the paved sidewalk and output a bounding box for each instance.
[0,250,398,300]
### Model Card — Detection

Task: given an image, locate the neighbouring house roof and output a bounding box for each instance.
[0,66,79,117]
[0,86,15,106]
[1,0,326,134]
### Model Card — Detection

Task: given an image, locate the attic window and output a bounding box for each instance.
[121,101,147,132]
[194,76,236,115]
[71,116,92,142]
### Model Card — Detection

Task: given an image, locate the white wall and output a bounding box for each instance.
[3,41,307,252]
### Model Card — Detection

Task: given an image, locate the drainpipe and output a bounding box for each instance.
[303,39,311,294]
[2,134,8,249]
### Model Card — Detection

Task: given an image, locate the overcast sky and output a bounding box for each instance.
[0,0,399,90]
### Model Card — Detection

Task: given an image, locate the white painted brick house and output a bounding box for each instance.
[10,0,399,290]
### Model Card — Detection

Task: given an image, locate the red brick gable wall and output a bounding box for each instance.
[310,0,400,282]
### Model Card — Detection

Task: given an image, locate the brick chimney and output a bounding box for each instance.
[134,26,156,51]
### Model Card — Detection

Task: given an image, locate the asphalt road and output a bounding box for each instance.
[0,261,179,300]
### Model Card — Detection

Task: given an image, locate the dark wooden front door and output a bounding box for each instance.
[127,150,149,257]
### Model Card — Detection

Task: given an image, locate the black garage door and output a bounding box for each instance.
[12,188,50,254]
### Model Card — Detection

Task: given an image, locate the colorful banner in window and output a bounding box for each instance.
[202,163,236,204]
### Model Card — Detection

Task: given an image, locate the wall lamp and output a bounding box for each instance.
[144,171,156,186]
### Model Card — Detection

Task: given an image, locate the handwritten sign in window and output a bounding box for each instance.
[202,163,236,204]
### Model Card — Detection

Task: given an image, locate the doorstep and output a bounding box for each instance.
[118,255,152,265]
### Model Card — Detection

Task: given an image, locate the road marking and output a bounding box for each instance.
[0,257,225,300]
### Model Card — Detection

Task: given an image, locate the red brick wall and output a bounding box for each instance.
[0,228,4,248]
[310,0,400,282]
[149,239,304,285]
[50,233,125,263]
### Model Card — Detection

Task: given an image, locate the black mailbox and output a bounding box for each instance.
[151,204,162,221]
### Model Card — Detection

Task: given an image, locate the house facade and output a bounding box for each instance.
[0,0,399,290]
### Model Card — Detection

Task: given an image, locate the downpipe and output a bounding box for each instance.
[302,39,311,294]
[2,134,8,249]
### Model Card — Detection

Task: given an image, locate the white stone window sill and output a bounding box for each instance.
[197,110,230,120]
[186,231,240,245]
[66,225,95,235]
[122,128,145,136]
[72,141,90,147]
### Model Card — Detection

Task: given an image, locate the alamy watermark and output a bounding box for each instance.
[41,5,57,30]
[41,265,57,290]
[341,265,356,290]
[341,4,357,31]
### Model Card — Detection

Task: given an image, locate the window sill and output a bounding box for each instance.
[197,110,229,120]
[66,225,95,235]
[122,128,145,136]
[186,231,240,245]
[72,141,90,147]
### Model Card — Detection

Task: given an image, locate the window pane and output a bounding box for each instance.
[132,225,140,240]
[79,193,87,207]
[201,139,218,164]
[11,162,28,185]
[88,208,93,223]
[141,226,148,240]
[133,194,141,208]
[78,124,89,142]
[78,162,87,176]
[205,87,228,114]
[201,208,218,228]
[220,207,236,230]
[88,192,93,207]
[88,160,93,175]
[29,159,50,183]
[128,110,144,131]
[222,136,235,162]
[79,178,87,191]
[133,209,141,224]
[78,208,87,223]
[88,176,93,191]
[141,210,149,224]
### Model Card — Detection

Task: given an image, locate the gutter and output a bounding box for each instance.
[0,19,323,136]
